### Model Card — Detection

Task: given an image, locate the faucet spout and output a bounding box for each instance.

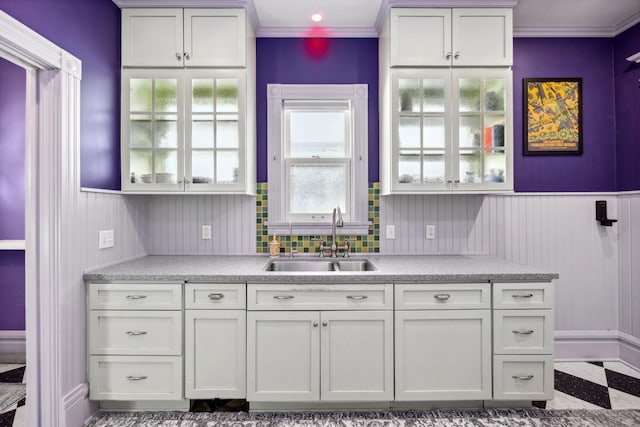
[331,206,344,257]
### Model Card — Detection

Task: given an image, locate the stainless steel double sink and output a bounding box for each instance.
[263,258,376,272]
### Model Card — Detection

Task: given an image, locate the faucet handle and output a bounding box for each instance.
[342,238,350,258]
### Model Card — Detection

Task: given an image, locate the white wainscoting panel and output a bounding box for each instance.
[141,195,256,255]
[380,194,620,333]
[618,194,640,340]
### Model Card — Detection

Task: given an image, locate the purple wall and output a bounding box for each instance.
[0,252,25,331]
[614,24,640,191]
[0,0,122,190]
[0,59,25,240]
[513,38,617,192]
[256,38,379,182]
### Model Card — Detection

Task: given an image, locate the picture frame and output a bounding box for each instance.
[523,78,583,155]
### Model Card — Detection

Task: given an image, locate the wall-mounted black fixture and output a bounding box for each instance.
[596,200,618,226]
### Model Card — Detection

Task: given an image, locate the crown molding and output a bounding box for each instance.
[514,25,615,38]
[113,0,251,6]
[256,26,379,38]
[614,11,640,36]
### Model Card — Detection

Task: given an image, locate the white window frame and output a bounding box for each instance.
[267,84,369,236]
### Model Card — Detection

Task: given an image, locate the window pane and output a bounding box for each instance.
[423,79,445,113]
[423,151,446,184]
[398,150,420,184]
[484,151,506,183]
[154,115,178,148]
[459,116,482,148]
[155,150,178,183]
[192,115,214,148]
[399,79,420,112]
[459,150,482,184]
[192,79,214,113]
[289,164,346,214]
[130,79,152,112]
[485,78,505,112]
[130,150,152,184]
[459,78,481,112]
[399,116,420,148]
[216,115,239,148]
[192,150,214,184]
[289,111,346,157]
[484,117,505,149]
[130,115,152,148]
[423,116,445,148]
[217,151,239,184]
[216,79,239,113]
[155,79,177,113]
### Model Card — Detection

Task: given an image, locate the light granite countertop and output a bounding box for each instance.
[83,255,558,283]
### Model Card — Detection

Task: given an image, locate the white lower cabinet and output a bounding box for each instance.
[185,283,247,399]
[395,310,492,400]
[246,285,394,403]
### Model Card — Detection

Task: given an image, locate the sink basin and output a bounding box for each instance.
[263,258,376,272]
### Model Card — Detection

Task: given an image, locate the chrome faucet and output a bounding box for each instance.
[329,206,349,258]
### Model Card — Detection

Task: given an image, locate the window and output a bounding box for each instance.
[267,84,368,236]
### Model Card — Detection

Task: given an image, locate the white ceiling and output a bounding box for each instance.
[250,0,640,37]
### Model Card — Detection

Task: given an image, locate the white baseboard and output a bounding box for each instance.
[63,383,96,427]
[554,330,621,361]
[618,332,640,371]
[0,330,26,354]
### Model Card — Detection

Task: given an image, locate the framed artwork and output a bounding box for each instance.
[523,78,583,155]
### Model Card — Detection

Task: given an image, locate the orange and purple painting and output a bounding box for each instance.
[524,78,583,155]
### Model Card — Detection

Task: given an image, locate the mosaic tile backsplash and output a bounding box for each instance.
[256,182,380,254]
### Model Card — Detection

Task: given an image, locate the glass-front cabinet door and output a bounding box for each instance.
[452,69,512,191]
[122,70,185,191]
[121,69,248,192]
[390,68,512,193]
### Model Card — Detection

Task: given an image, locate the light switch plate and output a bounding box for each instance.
[426,224,436,240]
[386,224,396,240]
[202,225,212,240]
[98,229,114,249]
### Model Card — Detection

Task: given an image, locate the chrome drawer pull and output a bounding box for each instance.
[346,295,368,300]
[512,375,534,381]
[126,375,148,381]
[512,293,534,299]
[126,331,148,336]
[273,295,294,300]
[512,329,534,335]
[434,294,450,301]
[208,293,225,300]
[126,295,147,300]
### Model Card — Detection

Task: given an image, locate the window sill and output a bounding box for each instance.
[266,221,370,237]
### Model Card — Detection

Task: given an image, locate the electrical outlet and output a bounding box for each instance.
[98,229,114,249]
[426,224,436,240]
[202,224,212,240]
[385,224,396,240]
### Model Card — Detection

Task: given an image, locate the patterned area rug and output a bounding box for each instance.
[0,383,26,414]
[85,408,640,427]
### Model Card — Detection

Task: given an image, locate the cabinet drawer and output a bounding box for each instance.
[89,283,182,310]
[247,284,393,311]
[493,282,553,309]
[89,311,182,356]
[89,355,182,400]
[493,310,553,355]
[395,283,490,310]
[493,355,554,400]
[185,283,246,309]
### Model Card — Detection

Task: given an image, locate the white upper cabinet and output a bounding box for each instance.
[389,8,512,67]
[122,8,246,68]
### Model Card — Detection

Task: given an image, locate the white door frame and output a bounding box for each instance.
[0,10,82,427]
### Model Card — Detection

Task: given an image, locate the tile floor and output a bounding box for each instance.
[2,361,640,426]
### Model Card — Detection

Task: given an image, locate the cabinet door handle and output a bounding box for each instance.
[434,293,450,301]
[184,52,190,60]
[454,179,460,184]
[512,329,534,335]
[313,322,318,327]
[176,52,182,61]
[445,51,452,59]
[512,375,534,381]
[126,295,147,300]
[208,293,225,300]
[346,295,368,300]
[454,51,460,59]
[126,375,148,381]
[273,295,294,300]
[322,321,328,327]
[126,331,147,336]
[512,293,534,299]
